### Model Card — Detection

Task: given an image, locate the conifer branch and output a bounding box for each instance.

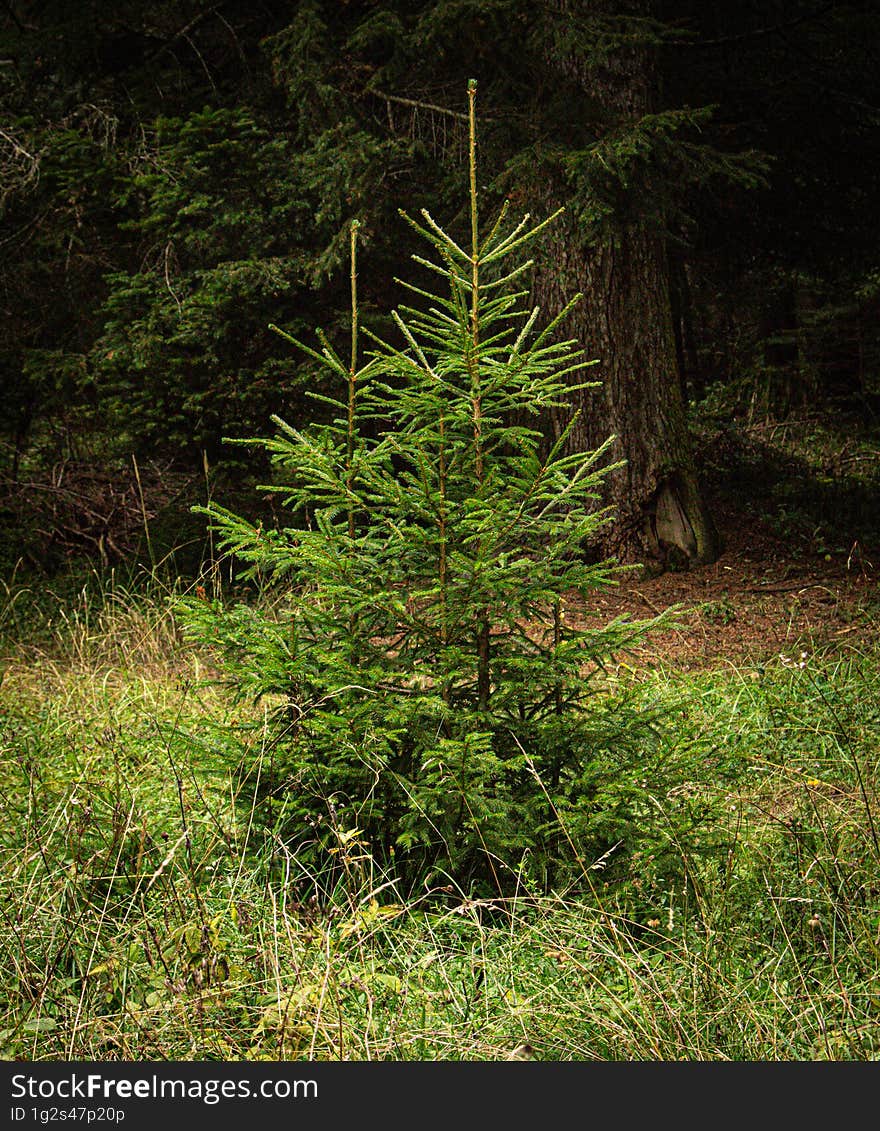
[418,209,471,264]
[390,311,440,381]
[481,208,567,264]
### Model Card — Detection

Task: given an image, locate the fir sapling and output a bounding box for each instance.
[181,81,667,895]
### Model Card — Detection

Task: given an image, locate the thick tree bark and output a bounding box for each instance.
[534,0,720,570]
[539,212,719,568]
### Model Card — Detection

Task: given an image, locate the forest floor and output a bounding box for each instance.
[572,498,878,669]
[571,410,880,669]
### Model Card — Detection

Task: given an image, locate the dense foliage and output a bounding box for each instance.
[2,2,878,569]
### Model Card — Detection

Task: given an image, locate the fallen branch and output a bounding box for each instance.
[744,580,837,594]
[368,88,469,122]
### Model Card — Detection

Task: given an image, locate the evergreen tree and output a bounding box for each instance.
[181,83,663,894]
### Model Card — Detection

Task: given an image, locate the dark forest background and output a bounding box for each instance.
[2,0,878,577]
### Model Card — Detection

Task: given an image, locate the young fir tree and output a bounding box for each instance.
[182,82,662,895]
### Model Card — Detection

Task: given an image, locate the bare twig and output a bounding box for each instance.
[368,88,469,123]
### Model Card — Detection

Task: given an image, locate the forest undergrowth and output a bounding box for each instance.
[1,555,878,1061]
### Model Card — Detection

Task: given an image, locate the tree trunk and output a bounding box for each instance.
[534,0,720,571]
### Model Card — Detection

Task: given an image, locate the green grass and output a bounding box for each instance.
[1,575,879,1060]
